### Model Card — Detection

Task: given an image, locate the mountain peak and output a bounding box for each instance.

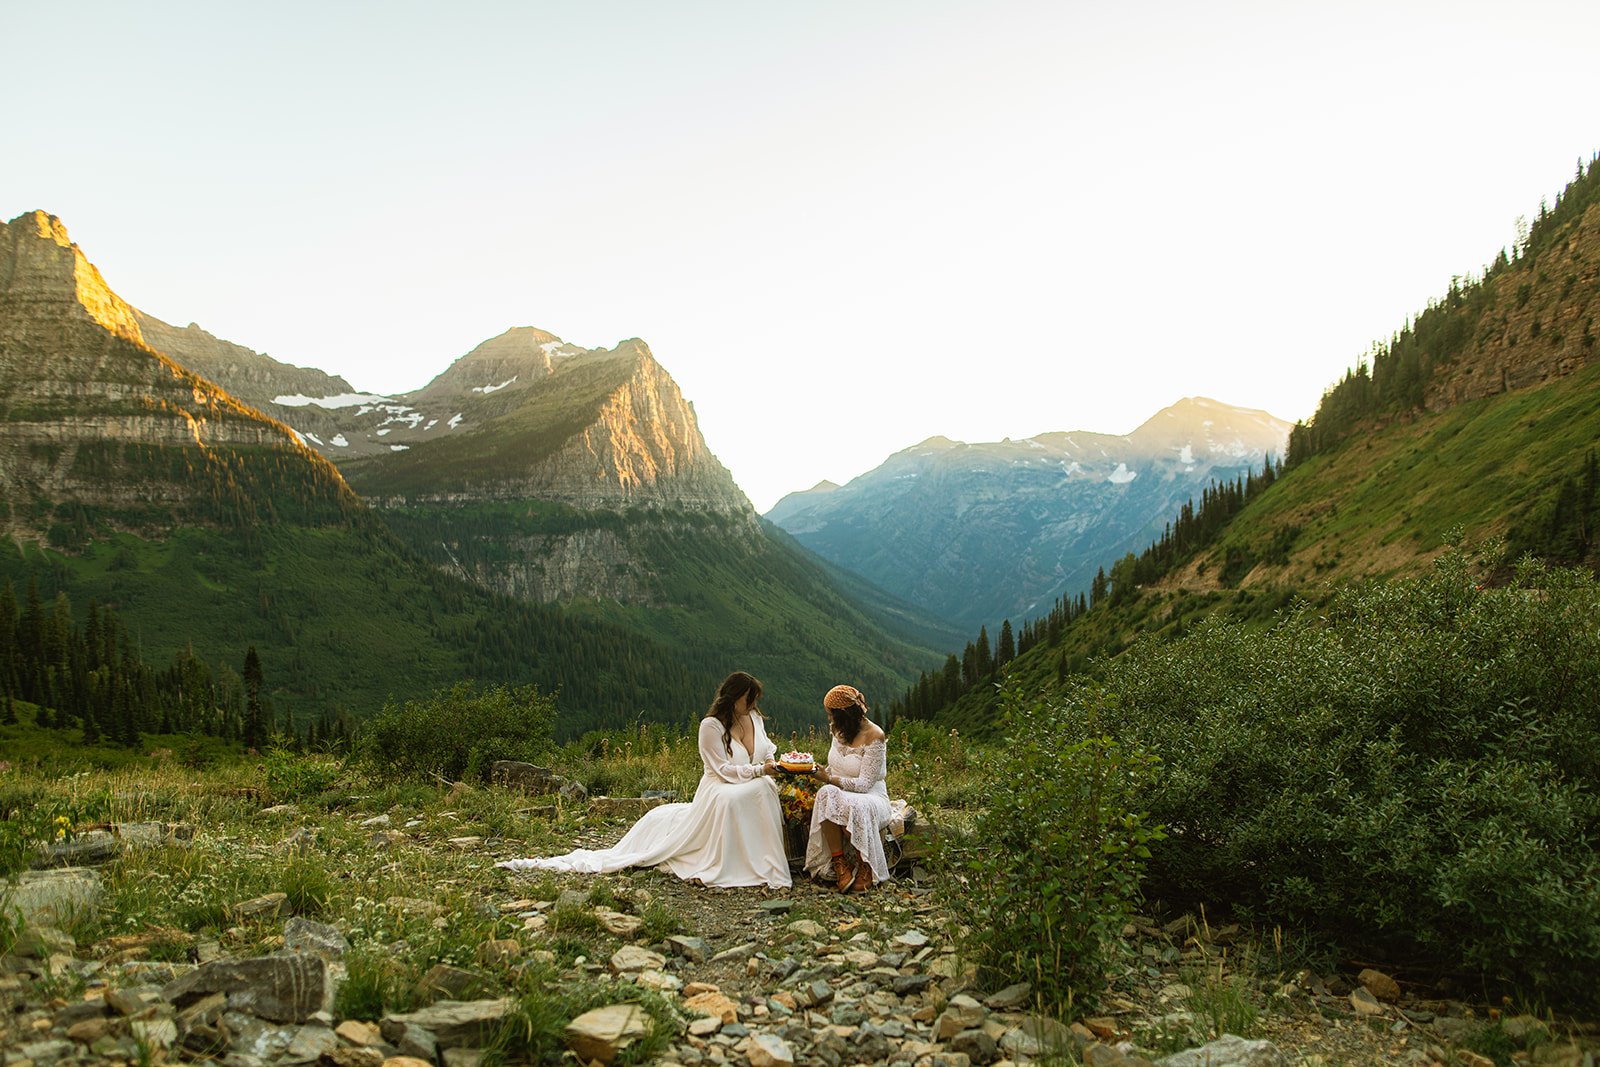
[1129,397,1293,457]
[411,326,582,399]
[1,211,144,346]
[13,210,72,248]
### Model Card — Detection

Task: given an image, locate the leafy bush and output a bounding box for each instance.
[260,746,343,803]
[1083,546,1600,1007]
[358,682,557,782]
[941,685,1162,1013]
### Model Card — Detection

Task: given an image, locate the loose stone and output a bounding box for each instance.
[564,1003,652,1065]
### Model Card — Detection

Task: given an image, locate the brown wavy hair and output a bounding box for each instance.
[704,671,764,755]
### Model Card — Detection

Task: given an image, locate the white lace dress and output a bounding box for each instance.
[496,715,791,889]
[806,736,893,885]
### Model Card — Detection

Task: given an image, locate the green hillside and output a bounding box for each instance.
[0,520,706,742]
[374,502,944,732]
[2,502,943,745]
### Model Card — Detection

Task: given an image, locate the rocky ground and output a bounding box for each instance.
[3,785,1596,1067]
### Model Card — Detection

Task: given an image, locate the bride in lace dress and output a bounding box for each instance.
[496,672,790,889]
[806,684,893,892]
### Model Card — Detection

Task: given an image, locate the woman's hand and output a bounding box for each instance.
[810,765,830,785]
[761,759,778,777]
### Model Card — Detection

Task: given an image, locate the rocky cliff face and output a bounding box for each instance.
[342,338,756,606]
[0,211,355,535]
[1424,200,1600,411]
[132,312,354,409]
[342,338,752,516]
[767,397,1291,630]
[483,342,751,512]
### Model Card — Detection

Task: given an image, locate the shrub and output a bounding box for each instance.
[260,746,343,804]
[358,682,557,782]
[941,684,1162,1013]
[1083,546,1600,1007]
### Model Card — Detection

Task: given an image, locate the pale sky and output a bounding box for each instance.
[9,0,1598,511]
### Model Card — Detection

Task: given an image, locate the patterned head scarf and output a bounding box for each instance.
[824,684,867,711]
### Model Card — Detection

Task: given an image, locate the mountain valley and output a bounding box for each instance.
[0,211,948,739]
[767,398,1290,631]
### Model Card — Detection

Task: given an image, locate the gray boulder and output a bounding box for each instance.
[3,867,102,927]
[382,998,514,1049]
[1157,1035,1290,1067]
[162,955,339,1023]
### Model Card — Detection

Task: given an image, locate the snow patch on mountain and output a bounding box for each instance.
[472,376,518,394]
[274,392,394,409]
[1107,463,1137,484]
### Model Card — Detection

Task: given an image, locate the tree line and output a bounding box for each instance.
[889,456,1281,725]
[0,576,354,751]
[1286,154,1600,469]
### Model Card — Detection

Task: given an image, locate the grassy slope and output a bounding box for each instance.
[1196,358,1600,587]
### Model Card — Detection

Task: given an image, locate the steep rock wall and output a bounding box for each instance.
[1425,201,1600,411]
[0,211,355,535]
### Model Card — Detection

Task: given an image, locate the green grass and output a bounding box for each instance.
[1207,359,1600,586]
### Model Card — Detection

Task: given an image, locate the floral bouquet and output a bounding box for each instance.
[777,773,819,828]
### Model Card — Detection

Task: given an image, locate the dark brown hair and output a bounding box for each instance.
[828,699,866,746]
[705,671,764,755]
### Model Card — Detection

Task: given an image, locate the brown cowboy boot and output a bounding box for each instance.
[852,854,875,893]
[831,852,856,892]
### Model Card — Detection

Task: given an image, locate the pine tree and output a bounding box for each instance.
[997,620,1015,669]
[243,647,265,751]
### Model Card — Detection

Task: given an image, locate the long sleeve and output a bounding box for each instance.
[699,717,760,783]
[833,740,886,793]
[753,715,777,763]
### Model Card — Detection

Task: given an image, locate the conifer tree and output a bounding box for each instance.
[997,619,1015,668]
[243,647,265,751]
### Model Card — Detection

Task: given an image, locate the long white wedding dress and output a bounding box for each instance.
[496,714,791,889]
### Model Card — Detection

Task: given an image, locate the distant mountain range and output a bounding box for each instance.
[0,210,949,736]
[766,398,1291,630]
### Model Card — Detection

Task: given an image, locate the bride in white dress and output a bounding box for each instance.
[496,672,791,889]
[805,684,893,892]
